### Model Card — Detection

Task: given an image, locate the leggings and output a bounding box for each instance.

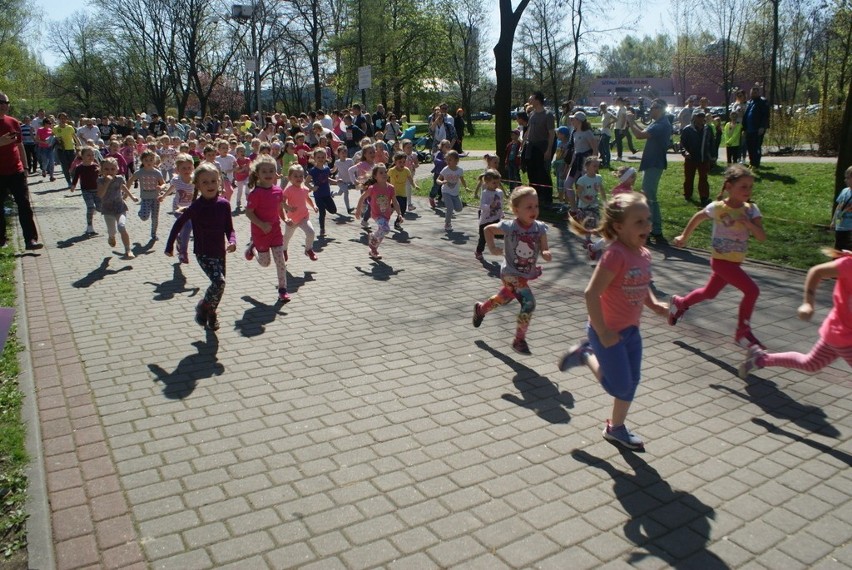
[103,213,127,238]
[314,194,337,232]
[369,217,391,250]
[81,190,101,226]
[588,324,642,402]
[479,275,535,341]
[759,339,852,372]
[256,245,287,289]
[234,179,248,206]
[138,198,161,237]
[442,193,463,225]
[173,213,192,259]
[282,218,315,252]
[337,183,353,211]
[681,258,759,332]
[196,255,226,311]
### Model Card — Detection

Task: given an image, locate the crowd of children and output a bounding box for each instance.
[42,116,850,453]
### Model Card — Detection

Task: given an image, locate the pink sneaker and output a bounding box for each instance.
[244,241,255,261]
[305,249,317,261]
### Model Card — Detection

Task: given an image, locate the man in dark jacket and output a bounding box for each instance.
[680,110,715,205]
[742,86,769,168]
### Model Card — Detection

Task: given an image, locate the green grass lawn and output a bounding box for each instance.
[418,161,837,270]
[0,244,26,562]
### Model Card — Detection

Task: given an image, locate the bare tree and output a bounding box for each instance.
[516,0,571,121]
[700,0,750,113]
[443,0,485,136]
[50,12,105,113]
[281,0,333,110]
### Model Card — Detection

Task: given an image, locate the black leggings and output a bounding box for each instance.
[315,194,337,231]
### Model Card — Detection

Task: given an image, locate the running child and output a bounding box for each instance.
[69,147,102,235]
[96,157,138,258]
[437,150,467,232]
[158,153,196,263]
[354,163,402,260]
[233,145,251,212]
[669,164,767,348]
[158,135,177,180]
[215,140,237,204]
[475,169,505,261]
[333,145,355,214]
[557,193,669,450]
[388,152,414,231]
[127,150,167,240]
[505,129,522,191]
[428,139,450,208]
[739,248,852,378]
[402,139,418,211]
[243,155,292,303]
[282,164,319,261]
[306,148,338,236]
[165,162,237,331]
[472,186,552,355]
[473,153,501,198]
[577,166,640,261]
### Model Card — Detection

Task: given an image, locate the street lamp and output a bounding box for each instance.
[232,3,264,129]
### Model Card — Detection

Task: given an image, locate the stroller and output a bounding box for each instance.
[414,134,433,163]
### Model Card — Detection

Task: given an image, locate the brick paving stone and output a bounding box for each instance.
[20,175,852,569]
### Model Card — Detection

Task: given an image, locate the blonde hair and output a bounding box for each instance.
[248,155,278,189]
[509,186,537,210]
[570,192,648,241]
[287,164,305,179]
[192,162,221,200]
[174,153,194,167]
[101,157,119,169]
[717,163,754,200]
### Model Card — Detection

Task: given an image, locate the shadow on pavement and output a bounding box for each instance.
[390,229,421,244]
[148,330,222,399]
[287,271,316,293]
[145,262,200,301]
[572,449,728,569]
[131,239,158,257]
[56,234,94,249]
[72,257,133,288]
[234,295,287,337]
[442,229,470,245]
[313,235,336,253]
[354,261,403,281]
[475,340,574,424]
[674,340,841,438]
[751,418,852,467]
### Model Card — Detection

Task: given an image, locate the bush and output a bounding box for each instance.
[765,110,841,155]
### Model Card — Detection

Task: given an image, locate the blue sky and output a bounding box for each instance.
[37,0,673,71]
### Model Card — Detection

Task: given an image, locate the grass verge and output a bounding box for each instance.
[417,160,836,270]
[0,244,27,564]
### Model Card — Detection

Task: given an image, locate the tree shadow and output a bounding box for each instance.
[234,295,287,337]
[72,257,133,288]
[148,330,222,399]
[572,449,727,568]
[475,340,574,424]
[674,340,841,438]
[751,418,852,467]
[354,260,404,281]
[145,262,200,301]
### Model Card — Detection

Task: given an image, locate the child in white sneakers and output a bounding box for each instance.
[475,169,505,261]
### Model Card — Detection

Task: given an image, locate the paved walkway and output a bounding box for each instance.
[18,169,851,569]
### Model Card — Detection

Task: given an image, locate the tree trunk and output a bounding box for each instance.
[494,0,531,176]
[835,78,852,203]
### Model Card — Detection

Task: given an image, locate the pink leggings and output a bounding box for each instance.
[760,339,852,372]
[682,258,759,330]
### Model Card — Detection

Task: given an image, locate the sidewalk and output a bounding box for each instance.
[18,171,851,569]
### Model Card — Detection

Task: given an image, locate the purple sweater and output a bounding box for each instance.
[165,196,236,257]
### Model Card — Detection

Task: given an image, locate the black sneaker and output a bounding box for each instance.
[194,302,208,327]
[472,302,484,328]
[512,338,531,355]
[206,311,220,331]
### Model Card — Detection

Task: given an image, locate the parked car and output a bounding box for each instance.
[582,107,600,117]
[470,111,493,121]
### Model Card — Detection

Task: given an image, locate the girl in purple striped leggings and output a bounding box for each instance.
[739,249,852,378]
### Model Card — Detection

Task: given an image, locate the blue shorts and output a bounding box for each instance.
[588,324,642,402]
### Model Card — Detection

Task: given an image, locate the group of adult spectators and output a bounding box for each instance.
[514,87,770,240]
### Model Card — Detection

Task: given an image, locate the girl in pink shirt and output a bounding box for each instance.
[558,192,668,451]
[739,250,852,378]
[281,164,319,261]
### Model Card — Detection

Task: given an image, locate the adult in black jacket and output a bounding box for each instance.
[742,87,770,168]
[679,110,715,205]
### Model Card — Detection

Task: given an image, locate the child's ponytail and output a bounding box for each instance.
[718,163,753,200]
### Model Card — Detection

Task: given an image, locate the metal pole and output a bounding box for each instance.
[252,9,263,129]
